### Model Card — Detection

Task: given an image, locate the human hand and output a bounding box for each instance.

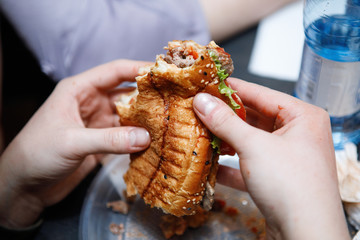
[193,78,350,239]
[0,60,151,228]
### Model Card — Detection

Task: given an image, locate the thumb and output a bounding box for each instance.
[68,127,150,157]
[193,93,260,151]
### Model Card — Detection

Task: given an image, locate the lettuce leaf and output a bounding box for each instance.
[208,49,240,154]
[209,50,240,111]
[211,135,222,154]
[218,80,240,111]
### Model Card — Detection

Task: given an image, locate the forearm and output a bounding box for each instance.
[199,0,299,42]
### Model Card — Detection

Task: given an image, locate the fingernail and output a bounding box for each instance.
[129,128,150,147]
[194,93,218,116]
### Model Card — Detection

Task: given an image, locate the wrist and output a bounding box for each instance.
[276,198,350,240]
[0,191,44,229]
[0,159,44,229]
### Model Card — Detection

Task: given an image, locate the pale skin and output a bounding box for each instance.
[199,0,299,42]
[193,78,350,239]
[0,60,151,228]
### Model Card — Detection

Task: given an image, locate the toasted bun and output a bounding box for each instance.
[115,40,232,216]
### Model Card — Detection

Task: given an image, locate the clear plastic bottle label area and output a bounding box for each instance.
[296,43,360,117]
[296,1,360,148]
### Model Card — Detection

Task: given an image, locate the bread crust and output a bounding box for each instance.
[115,40,229,216]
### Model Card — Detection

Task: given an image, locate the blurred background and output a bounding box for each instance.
[1,14,56,149]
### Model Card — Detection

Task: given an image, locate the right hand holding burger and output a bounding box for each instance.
[193,78,350,240]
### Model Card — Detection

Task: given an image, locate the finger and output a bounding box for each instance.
[109,86,137,97]
[227,78,300,121]
[67,60,153,90]
[217,165,247,191]
[112,114,121,127]
[193,93,263,151]
[66,127,150,158]
[109,87,137,103]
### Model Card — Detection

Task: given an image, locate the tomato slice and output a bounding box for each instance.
[220,141,236,156]
[203,80,246,155]
[187,45,199,60]
[227,82,246,121]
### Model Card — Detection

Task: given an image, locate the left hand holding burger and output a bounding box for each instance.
[0,60,151,229]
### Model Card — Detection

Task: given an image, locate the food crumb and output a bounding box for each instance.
[224,206,239,217]
[107,200,129,214]
[159,215,187,239]
[109,223,124,236]
[159,209,209,239]
[212,199,226,211]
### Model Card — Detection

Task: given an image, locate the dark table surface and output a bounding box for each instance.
[3,13,324,239]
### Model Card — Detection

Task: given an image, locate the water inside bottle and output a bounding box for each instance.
[303,14,360,149]
[305,14,360,62]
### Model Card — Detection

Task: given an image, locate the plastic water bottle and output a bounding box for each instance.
[294,0,360,149]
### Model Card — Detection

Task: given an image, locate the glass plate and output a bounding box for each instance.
[79,154,264,240]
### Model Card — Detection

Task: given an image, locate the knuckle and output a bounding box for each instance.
[300,104,332,132]
[59,129,83,159]
[317,108,332,127]
[310,106,330,123]
[60,129,74,150]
